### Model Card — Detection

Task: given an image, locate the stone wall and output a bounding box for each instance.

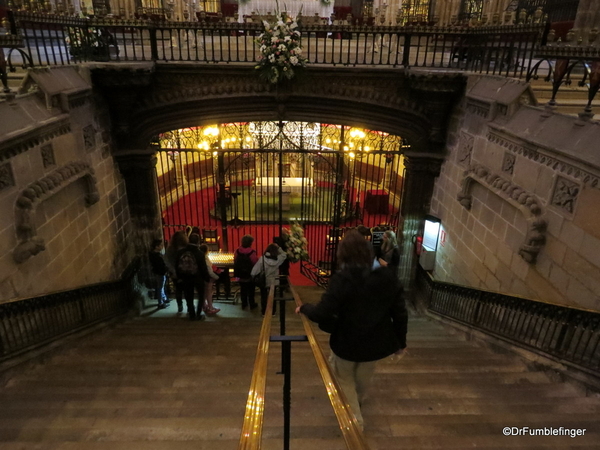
[0,67,134,303]
[430,75,600,311]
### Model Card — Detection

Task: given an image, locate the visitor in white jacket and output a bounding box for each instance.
[251,243,287,316]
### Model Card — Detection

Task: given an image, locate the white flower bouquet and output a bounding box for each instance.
[282,222,309,263]
[255,9,307,84]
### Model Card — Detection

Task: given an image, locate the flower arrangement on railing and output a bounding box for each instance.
[255,9,307,84]
[282,222,309,263]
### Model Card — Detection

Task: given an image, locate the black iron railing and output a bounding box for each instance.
[417,266,600,373]
[0,262,138,360]
[9,12,543,78]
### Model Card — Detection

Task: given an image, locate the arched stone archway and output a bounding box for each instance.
[92,64,465,154]
[95,63,464,286]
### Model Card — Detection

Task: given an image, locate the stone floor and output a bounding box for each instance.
[0,285,599,449]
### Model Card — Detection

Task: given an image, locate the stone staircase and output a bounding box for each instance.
[0,285,599,449]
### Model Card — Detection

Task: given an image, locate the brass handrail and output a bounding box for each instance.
[238,283,275,450]
[289,284,371,450]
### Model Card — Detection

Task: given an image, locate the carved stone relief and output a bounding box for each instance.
[0,162,15,191]
[456,132,474,167]
[0,119,70,163]
[551,176,580,215]
[502,152,515,175]
[457,164,546,264]
[488,130,600,190]
[83,125,96,151]
[41,144,56,168]
[13,161,100,264]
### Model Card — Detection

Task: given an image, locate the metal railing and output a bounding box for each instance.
[0,261,138,361]
[9,12,544,78]
[416,266,600,374]
[238,277,368,449]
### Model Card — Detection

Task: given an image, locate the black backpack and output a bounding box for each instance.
[177,249,199,276]
[234,249,255,278]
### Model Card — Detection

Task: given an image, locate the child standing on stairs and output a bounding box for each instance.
[296,229,408,430]
[149,239,170,309]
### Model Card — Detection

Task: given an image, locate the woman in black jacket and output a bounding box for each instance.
[296,229,408,429]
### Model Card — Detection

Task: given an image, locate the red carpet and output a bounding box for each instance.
[161,185,399,286]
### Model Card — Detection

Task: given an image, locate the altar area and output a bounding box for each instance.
[237,0,334,22]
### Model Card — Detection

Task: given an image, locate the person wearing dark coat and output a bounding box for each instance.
[376,230,400,275]
[296,229,408,429]
[175,233,210,321]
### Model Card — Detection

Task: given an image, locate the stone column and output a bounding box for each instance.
[397,154,443,291]
[115,149,163,288]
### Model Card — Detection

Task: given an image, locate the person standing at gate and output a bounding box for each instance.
[165,231,189,313]
[251,243,287,316]
[175,234,209,321]
[295,229,408,429]
[233,235,259,310]
[377,230,400,275]
[148,239,169,309]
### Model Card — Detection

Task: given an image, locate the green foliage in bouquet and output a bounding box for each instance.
[255,9,307,84]
[282,222,309,263]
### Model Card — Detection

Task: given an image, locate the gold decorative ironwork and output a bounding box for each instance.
[158,122,408,156]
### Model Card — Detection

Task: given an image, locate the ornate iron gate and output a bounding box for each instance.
[155,121,406,284]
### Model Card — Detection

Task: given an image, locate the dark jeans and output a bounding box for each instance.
[260,286,276,316]
[153,274,167,304]
[180,278,197,319]
[175,281,184,311]
[215,269,231,298]
[239,281,256,308]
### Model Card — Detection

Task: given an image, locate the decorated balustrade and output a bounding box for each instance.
[416,266,600,374]
[0,260,139,361]
[6,11,544,76]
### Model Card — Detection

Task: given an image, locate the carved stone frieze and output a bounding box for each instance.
[457,131,474,167]
[139,71,428,118]
[93,64,464,153]
[41,144,55,168]
[83,125,96,151]
[502,151,515,175]
[13,161,100,264]
[466,97,491,118]
[91,65,155,87]
[405,69,466,94]
[551,176,580,214]
[62,90,91,110]
[487,129,600,190]
[457,163,547,264]
[403,154,443,176]
[0,117,71,163]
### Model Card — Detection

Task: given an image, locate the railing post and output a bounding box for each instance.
[148,23,159,61]
[282,339,291,450]
[402,33,411,67]
[7,10,18,35]
[270,335,308,450]
[555,309,574,355]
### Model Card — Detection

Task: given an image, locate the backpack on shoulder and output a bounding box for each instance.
[234,249,255,278]
[177,250,199,276]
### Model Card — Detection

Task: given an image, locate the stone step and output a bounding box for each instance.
[2,287,600,450]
